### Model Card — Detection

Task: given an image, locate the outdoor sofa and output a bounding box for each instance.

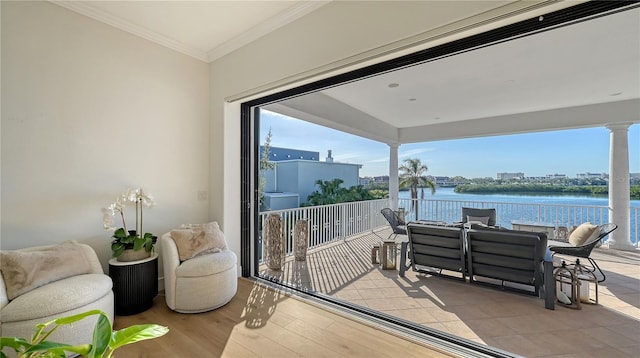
[400,222,549,298]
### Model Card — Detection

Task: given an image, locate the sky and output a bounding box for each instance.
[260,110,640,179]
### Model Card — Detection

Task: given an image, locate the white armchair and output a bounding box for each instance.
[160,224,237,313]
[0,242,114,348]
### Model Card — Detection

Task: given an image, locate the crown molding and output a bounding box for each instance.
[206,0,331,62]
[51,0,329,64]
[51,1,210,62]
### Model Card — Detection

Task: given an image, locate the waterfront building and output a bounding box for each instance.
[374,175,390,184]
[577,172,608,179]
[262,148,362,210]
[430,176,457,187]
[497,172,525,180]
[546,173,567,179]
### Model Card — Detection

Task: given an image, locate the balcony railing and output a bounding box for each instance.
[259,199,639,262]
[259,199,389,260]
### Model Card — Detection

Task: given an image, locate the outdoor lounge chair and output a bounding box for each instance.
[461,207,497,227]
[548,223,617,283]
[380,208,407,241]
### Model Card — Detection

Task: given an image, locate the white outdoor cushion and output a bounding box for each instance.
[1,274,113,323]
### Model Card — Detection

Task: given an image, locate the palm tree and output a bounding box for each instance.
[398,158,436,219]
[306,178,346,205]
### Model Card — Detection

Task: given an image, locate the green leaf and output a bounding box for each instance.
[44,310,103,326]
[120,234,135,244]
[109,325,169,351]
[0,337,31,353]
[88,314,111,358]
[144,240,153,252]
[24,341,73,356]
[52,344,92,356]
[111,242,125,257]
[132,238,145,251]
[113,228,127,239]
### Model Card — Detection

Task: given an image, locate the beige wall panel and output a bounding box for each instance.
[1,1,210,272]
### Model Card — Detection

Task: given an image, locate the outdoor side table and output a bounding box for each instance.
[108,253,158,316]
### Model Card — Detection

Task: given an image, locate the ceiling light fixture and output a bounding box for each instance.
[388,83,399,88]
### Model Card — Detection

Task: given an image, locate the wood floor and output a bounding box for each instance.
[113,278,457,358]
[259,229,640,357]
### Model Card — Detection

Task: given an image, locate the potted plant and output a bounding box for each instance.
[102,188,157,262]
[0,309,168,357]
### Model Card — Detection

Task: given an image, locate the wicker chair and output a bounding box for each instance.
[380,208,407,241]
[549,223,617,283]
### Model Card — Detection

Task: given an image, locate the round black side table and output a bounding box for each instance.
[108,253,158,316]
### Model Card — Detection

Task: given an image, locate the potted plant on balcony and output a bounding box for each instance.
[102,188,157,262]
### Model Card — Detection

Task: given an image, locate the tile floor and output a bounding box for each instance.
[259,228,640,357]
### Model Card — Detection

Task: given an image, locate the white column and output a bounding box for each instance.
[606,123,634,250]
[389,143,399,211]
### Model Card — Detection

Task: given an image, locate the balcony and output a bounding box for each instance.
[258,199,640,357]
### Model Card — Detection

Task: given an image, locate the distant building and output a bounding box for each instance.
[497,172,524,180]
[374,175,389,184]
[260,146,319,161]
[262,149,362,210]
[546,174,567,179]
[577,172,607,179]
[430,176,456,187]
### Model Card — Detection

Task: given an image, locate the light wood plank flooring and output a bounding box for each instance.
[113,278,457,358]
[257,228,640,357]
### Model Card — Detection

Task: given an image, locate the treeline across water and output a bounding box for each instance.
[454,184,640,199]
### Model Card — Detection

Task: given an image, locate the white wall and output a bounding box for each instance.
[1,1,210,273]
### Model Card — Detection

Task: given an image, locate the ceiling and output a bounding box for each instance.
[53,0,328,62]
[53,1,639,145]
[266,5,640,145]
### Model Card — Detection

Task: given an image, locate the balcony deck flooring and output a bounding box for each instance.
[259,228,640,357]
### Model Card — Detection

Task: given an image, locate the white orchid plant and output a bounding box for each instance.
[102,188,157,258]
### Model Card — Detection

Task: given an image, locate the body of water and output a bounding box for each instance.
[399,187,639,244]
[400,187,640,207]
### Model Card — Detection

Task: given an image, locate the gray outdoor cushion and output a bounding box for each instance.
[461,207,497,226]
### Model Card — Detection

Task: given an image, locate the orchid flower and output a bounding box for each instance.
[102,187,155,238]
[136,188,155,207]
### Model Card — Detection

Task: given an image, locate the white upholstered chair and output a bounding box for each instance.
[0,242,114,348]
[160,230,237,313]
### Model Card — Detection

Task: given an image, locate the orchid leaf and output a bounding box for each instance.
[132,239,146,251]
